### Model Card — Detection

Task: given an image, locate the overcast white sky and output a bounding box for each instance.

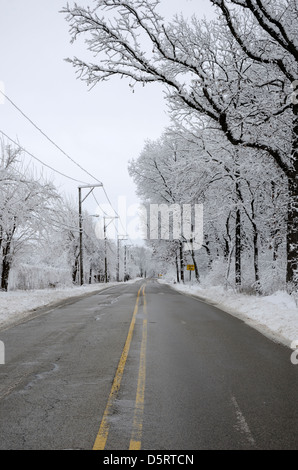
[0,0,215,238]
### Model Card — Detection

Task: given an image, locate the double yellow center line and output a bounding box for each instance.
[93,284,147,450]
[129,284,147,450]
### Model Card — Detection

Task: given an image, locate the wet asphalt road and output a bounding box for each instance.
[0,279,297,450]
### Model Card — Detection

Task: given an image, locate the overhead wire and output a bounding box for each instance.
[91,190,120,239]
[0,131,131,246]
[0,130,90,185]
[0,89,102,185]
[1,90,137,247]
[1,90,141,284]
[1,91,122,223]
[101,186,136,246]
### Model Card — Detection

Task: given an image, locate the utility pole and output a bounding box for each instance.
[79,186,83,286]
[78,183,103,286]
[117,234,128,282]
[103,216,118,283]
[124,244,132,281]
[104,220,107,283]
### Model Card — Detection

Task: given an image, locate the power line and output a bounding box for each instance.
[0,130,90,185]
[91,191,122,250]
[0,89,102,185]
[0,91,124,231]
[102,185,132,241]
[92,189,136,250]
[1,90,136,246]
[91,190,114,219]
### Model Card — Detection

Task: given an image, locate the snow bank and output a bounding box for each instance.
[1,278,297,349]
[160,280,298,348]
[0,282,122,330]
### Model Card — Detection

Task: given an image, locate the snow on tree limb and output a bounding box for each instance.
[62,0,298,284]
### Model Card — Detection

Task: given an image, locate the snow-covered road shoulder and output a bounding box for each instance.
[160,280,298,349]
[0,281,138,330]
[1,279,298,349]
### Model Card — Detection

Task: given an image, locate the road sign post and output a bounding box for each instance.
[187,264,195,281]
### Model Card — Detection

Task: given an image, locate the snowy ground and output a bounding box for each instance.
[0,281,129,330]
[159,279,298,349]
[1,278,297,350]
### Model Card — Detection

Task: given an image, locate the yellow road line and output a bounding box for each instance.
[129,284,148,450]
[93,285,143,450]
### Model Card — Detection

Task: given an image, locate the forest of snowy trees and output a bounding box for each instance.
[62,0,298,295]
[1,0,297,296]
[128,128,287,292]
[0,140,150,291]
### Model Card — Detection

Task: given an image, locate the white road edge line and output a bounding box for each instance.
[231,395,256,447]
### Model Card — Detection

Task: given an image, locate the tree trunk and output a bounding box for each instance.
[249,198,260,291]
[286,100,298,285]
[175,252,180,283]
[203,237,213,269]
[224,212,232,260]
[72,254,79,283]
[1,224,15,291]
[233,155,242,288]
[189,234,200,282]
[286,172,298,285]
[235,206,241,287]
[190,250,200,282]
[179,241,184,283]
[253,230,260,290]
[1,244,12,291]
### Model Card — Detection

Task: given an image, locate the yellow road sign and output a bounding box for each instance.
[187,264,195,271]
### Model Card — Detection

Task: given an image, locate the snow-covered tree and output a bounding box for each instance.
[129,124,288,291]
[63,0,298,286]
[0,141,60,290]
[50,196,109,285]
[129,131,220,283]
